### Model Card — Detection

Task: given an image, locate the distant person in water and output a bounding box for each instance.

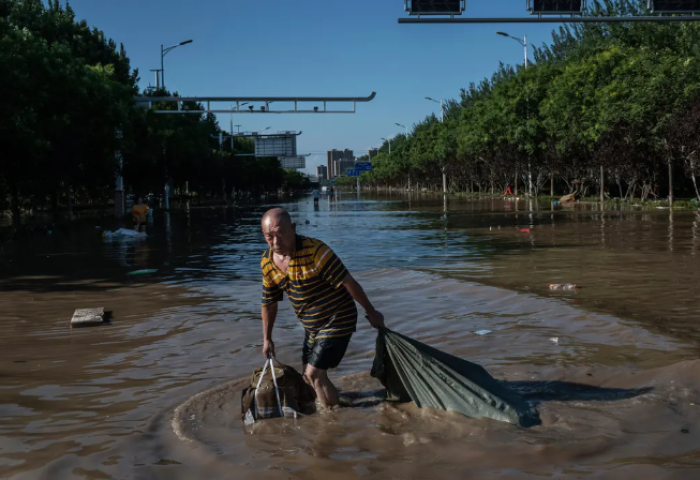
[132,197,149,233]
[259,207,385,407]
[313,188,320,206]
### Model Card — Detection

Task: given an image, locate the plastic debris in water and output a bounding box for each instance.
[128,269,158,276]
[475,330,492,336]
[549,284,579,290]
[550,337,559,345]
[520,228,531,233]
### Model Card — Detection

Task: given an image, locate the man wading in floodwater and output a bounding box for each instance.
[260,207,385,407]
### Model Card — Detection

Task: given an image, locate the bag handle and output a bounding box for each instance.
[254,357,284,418]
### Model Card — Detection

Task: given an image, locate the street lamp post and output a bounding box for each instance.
[230,103,248,149]
[381,137,391,155]
[426,96,448,194]
[425,96,445,122]
[395,123,408,136]
[497,31,531,198]
[160,39,192,211]
[161,39,193,90]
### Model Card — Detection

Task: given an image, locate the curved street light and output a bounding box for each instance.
[497,30,531,197]
[381,137,391,155]
[425,96,446,122]
[161,39,193,90]
[395,122,408,136]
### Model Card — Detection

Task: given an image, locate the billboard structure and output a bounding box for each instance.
[254,133,298,157]
[280,156,307,169]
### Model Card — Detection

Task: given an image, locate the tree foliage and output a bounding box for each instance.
[365,0,700,201]
[0,0,308,228]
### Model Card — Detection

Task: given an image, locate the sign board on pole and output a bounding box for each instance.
[347,169,360,177]
[254,135,297,157]
[355,162,373,172]
[528,0,585,15]
[280,156,306,169]
[648,0,700,13]
[408,0,464,15]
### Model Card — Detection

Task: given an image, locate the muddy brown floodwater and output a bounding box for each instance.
[1,195,700,480]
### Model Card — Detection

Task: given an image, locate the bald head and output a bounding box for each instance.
[262,208,293,228]
[262,208,296,255]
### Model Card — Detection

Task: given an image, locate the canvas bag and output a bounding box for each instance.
[241,359,316,425]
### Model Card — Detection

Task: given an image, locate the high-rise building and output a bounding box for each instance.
[316,165,327,181]
[339,149,354,175]
[326,149,344,179]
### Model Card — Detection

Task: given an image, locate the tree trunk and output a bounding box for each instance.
[550,172,554,197]
[51,190,59,222]
[514,166,519,196]
[11,183,21,228]
[67,184,74,222]
[600,165,605,208]
[668,160,673,207]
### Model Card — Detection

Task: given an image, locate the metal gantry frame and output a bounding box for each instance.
[399,0,700,23]
[134,93,377,114]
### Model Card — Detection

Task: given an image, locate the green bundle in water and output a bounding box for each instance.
[371,328,540,427]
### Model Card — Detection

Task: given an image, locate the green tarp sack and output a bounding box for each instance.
[371,328,540,427]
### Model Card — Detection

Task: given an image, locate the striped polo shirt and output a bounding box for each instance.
[261,235,358,340]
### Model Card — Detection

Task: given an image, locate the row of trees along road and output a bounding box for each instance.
[355,0,700,203]
[0,0,310,230]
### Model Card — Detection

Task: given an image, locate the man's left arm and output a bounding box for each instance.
[343,274,385,329]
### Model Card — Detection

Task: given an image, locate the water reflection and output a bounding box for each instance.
[3,194,700,479]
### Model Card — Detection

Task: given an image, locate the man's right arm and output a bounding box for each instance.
[261,301,278,359]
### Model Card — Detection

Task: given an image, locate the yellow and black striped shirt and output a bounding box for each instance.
[261,235,357,340]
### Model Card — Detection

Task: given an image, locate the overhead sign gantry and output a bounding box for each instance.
[400,0,700,23]
[134,92,377,114]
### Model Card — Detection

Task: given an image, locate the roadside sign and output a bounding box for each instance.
[408,0,464,15]
[355,162,373,172]
[347,169,360,177]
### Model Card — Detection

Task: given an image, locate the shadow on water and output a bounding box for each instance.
[341,382,654,412]
[505,381,653,404]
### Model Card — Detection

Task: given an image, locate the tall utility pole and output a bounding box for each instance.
[426,96,447,194]
[381,137,391,155]
[149,69,161,90]
[497,31,530,197]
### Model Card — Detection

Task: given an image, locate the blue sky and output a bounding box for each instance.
[66,0,559,176]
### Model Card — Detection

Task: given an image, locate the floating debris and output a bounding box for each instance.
[549,284,579,290]
[71,308,105,327]
[128,269,158,276]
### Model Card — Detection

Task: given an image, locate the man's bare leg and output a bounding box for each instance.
[304,364,339,407]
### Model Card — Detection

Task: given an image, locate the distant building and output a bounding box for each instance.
[326,149,343,179]
[316,165,327,181]
[326,149,356,178]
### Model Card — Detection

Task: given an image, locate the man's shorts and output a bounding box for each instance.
[302,332,352,371]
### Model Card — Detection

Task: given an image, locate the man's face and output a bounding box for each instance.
[262,218,296,256]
